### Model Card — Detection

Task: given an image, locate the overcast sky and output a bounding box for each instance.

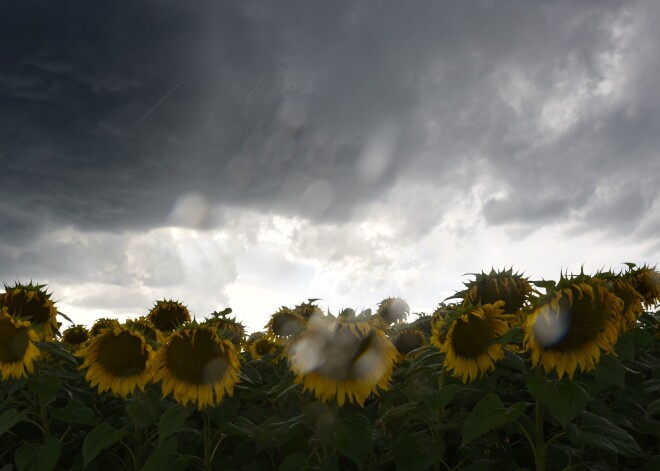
[2,0,659,332]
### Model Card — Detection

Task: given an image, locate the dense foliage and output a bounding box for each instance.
[1,265,659,470]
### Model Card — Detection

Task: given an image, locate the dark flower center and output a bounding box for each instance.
[451,313,495,358]
[393,330,424,356]
[165,329,230,385]
[96,331,148,377]
[0,320,30,363]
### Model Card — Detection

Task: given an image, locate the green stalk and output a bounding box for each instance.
[534,390,545,471]
[203,410,212,471]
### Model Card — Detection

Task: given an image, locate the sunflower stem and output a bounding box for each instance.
[203,409,213,471]
[534,384,545,471]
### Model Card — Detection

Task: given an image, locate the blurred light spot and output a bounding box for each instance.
[301,179,335,215]
[277,97,307,130]
[357,125,397,183]
[168,193,209,228]
[202,357,229,384]
[533,310,569,347]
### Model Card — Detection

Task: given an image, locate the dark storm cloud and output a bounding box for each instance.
[2,0,657,254]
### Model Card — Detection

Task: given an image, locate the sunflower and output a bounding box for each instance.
[523,281,624,380]
[147,300,191,332]
[154,325,240,410]
[435,302,510,383]
[61,325,90,351]
[376,297,410,326]
[389,326,427,361]
[0,308,41,380]
[288,316,397,406]
[294,300,324,320]
[429,304,459,349]
[79,324,155,398]
[1,282,59,341]
[247,333,282,362]
[604,277,644,330]
[265,307,307,344]
[455,268,532,325]
[89,318,120,337]
[124,317,164,345]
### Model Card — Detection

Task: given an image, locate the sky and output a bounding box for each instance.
[2,0,659,333]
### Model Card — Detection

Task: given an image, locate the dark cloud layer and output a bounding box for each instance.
[2,0,659,259]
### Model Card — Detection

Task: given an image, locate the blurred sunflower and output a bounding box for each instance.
[436,302,510,383]
[288,316,397,406]
[376,297,410,326]
[147,300,191,332]
[90,318,120,337]
[124,317,164,345]
[0,282,59,341]
[265,307,306,344]
[390,326,427,362]
[154,325,240,409]
[456,268,532,325]
[79,324,155,398]
[294,300,324,320]
[0,308,40,380]
[61,325,89,351]
[523,281,623,379]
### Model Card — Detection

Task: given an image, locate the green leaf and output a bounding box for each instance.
[0,409,28,436]
[462,393,527,446]
[331,413,373,467]
[15,437,61,471]
[379,402,420,425]
[615,333,635,361]
[526,376,590,428]
[27,376,61,402]
[126,393,163,428]
[141,438,193,471]
[393,432,445,471]
[279,452,310,471]
[82,422,127,468]
[566,412,642,457]
[414,384,463,410]
[52,398,98,426]
[488,327,523,345]
[210,396,241,426]
[158,404,193,446]
[628,328,651,346]
[593,355,626,389]
[647,398,660,417]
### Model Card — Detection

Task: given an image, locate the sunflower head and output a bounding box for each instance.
[596,270,645,330]
[147,299,191,332]
[625,264,660,307]
[294,299,324,321]
[154,325,240,409]
[204,309,245,350]
[265,307,307,342]
[389,325,427,361]
[1,281,59,341]
[455,268,532,322]
[288,316,397,406]
[247,333,282,362]
[429,304,459,348]
[411,313,434,337]
[523,278,624,379]
[62,325,90,350]
[90,318,120,337]
[79,324,155,398]
[435,302,511,383]
[124,317,164,345]
[376,297,410,326]
[0,308,41,380]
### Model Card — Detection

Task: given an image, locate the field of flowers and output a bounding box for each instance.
[1,264,659,470]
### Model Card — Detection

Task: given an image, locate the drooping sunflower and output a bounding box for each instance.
[626,264,660,308]
[434,302,511,383]
[454,268,532,325]
[0,308,41,380]
[288,316,397,406]
[265,307,307,344]
[147,299,191,332]
[204,310,246,351]
[0,282,59,341]
[154,325,240,410]
[389,326,427,362]
[599,274,645,330]
[294,300,324,321]
[523,280,624,380]
[61,325,90,351]
[429,304,459,349]
[79,324,155,398]
[90,318,120,337]
[376,297,410,326]
[124,317,164,345]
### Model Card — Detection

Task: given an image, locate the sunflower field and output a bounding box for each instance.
[1,264,659,470]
